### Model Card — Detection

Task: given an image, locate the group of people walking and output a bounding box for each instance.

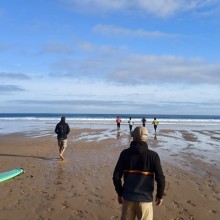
[116,116,159,133]
[55,116,165,220]
[55,116,159,161]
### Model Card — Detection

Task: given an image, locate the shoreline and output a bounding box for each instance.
[0,127,220,219]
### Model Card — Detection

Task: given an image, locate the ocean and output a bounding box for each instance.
[0,113,220,135]
[1,113,220,121]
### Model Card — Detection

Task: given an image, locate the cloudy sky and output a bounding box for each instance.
[1,0,220,115]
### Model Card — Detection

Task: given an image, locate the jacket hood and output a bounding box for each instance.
[129,141,148,153]
[60,116,66,123]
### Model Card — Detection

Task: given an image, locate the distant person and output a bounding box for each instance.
[113,126,165,220]
[128,117,134,132]
[141,117,146,127]
[55,116,70,160]
[152,118,159,133]
[116,116,121,130]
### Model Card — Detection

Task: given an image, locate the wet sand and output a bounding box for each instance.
[0,127,220,220]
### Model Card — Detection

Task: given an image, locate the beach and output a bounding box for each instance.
[0,123,220,220]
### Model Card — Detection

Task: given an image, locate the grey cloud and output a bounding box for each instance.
[0,85,26,93]
[59,0,220,18]
[50,56,113,78]
[49,42,126,78]
[59,0,128,13]
[93,24,181,39]
[107,55,220,85]
[9,99,220,115]
[159,100,220,106]
[78,40,124,54]
[9,100,130,106]
[0,72,30,80]
[11,99,220,106]
[39,42,75,55]
[49,53,220,85]
[131,100,220,115]
[49,59,79,77]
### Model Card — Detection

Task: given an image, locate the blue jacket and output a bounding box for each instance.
[113,141,165,202]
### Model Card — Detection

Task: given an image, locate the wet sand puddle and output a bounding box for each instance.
[154,130,220,168]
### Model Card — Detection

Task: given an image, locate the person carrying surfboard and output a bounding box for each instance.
[55,116,70,160]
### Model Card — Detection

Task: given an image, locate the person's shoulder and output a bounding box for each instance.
[148,148,159,157]
[122,147,130,153]
[120,147,130,155]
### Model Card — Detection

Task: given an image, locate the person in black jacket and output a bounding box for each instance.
[55,116,70,160]
[113,126,165,220]
[141,117,146,127]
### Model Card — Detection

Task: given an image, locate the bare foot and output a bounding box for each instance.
[59,154,64,160]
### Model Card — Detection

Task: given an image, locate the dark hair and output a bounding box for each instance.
[61,116,65,122]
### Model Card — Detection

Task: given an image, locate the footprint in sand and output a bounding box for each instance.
[172,201,179,208]
[179,208,188,215]
[165,182,171,190]
[72,209,84,217]
[209,210,216,214]
[61,201,68,210]
[186,200,196,206]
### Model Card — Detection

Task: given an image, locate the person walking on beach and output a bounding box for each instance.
[113,126,165,220]
[142,117,146,127]
[116,116,121,130]
[55,116,70,160]
[128,117,134,132]
[152,118,159,133]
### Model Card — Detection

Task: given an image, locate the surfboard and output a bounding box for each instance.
[0,168,24,183]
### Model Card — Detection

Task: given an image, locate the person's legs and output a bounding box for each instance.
[58,139,67,160]
[117,123,120,130]
[121,200,136,220]
[59,146,64,160]
[136,202,153,220]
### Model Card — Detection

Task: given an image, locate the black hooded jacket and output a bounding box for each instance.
[55,120,70,140]
[113,141,165,202]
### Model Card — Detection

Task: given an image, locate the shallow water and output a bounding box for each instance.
[154,129,220,169]
[1,120,220,170]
